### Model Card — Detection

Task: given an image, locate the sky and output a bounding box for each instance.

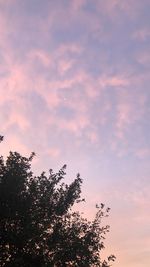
[0,0,150,266]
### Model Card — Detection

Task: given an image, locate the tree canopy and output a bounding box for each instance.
[0,137,115,267]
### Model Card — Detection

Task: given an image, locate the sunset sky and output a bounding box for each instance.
[0,0,150,266]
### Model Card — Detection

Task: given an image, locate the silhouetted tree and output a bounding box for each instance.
[0,137,115,267]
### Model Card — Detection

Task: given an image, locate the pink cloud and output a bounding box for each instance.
[47,148,61,158]
[86,131,98,144]
[95,0,144,23]
[116,102,131,139]
[59,114,89,135]
[4,111,30,131]
[56,43,83,56]
[71,0,86,11]
[133,28,150,41]
[114,86,146,141]
[135,50,150,66]
[28,49,52,67]
[99,75,129,88]
[0,0,16,5]
[0,63,32,107]
[0,135,30,159]
[34,79,61,108]
[57,58,75,75]
[136,148,150,159]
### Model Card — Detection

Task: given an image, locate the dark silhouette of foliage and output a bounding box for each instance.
[0,138,115,267]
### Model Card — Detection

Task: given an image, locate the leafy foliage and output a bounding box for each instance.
[0,138,115,266]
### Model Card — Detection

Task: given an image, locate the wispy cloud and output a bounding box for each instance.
[0,2,150,266]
